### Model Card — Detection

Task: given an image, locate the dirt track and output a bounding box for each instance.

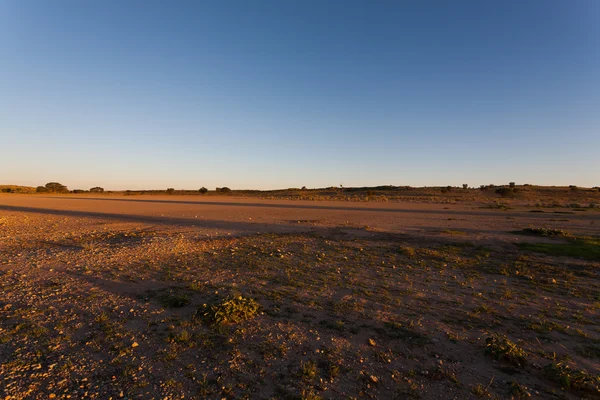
[1,194,598,240]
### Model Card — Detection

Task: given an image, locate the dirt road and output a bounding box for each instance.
[1,194,598,240]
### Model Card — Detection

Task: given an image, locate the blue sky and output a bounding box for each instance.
[1,1,598,190]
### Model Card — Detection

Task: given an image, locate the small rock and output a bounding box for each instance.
[368,338,377,347]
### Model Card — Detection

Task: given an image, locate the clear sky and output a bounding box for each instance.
[1,1,598,190]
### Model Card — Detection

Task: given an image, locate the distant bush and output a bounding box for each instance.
[72,189,86,194]
[569,185,578,191]
[301,186,307,191]
[509,182,516,188]
[496,187,519,197]
[1,188,12,193]
[199,187,208,194]
[216,187,231,194]
[36,186,48,193]
[43,182,69,193]
[90,187,104,193]
[463,184,468,189]
[166,188,175,195]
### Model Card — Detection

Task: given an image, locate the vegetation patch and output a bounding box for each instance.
[518,237,600,261]
[520,228,570,237]
[575,343,600,360]
[203,296,260,325]
[544,362,600,391]
[485,334,528,367]
[156,288,191,308]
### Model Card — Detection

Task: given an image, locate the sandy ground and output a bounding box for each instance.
[1,194,599,399]
[1,194,598,240]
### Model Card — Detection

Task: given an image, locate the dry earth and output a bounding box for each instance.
[0,195,599,399]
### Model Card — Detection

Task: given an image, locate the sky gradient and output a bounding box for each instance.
[1,1,599,190]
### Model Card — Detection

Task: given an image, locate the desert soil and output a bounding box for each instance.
[0,195,599,399]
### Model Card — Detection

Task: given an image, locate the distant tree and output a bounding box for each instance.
[36,186,48,193]
[1,188,12,193]
[463,184,468,189]
[199,187,208,194]
[166,188,175,195]
[220,187,231,193]
[44,182,68,193]
[301,186,307,191]
[509,182,516,188]
[72,189,86,194]
[90,187,104,193]
[479,185,487,191]
[569,185,578,191]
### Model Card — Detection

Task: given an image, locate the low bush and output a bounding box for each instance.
[202,296,260,325]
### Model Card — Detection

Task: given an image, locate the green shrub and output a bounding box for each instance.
[203,296,260,325]
[44,182,68,193]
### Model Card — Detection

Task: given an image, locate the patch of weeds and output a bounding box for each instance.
[441,229,467,236]
[471,383,491,397]
[485,334,528,367]
[382,321,429,345]
[509,381,531,399]
[544,362,599,391]
[154,288,191,308]
[428,365,461,386]
[520,228,570,237]
[95,311,110,323]
[320,319,345,332]
[575,343,600,359]
[328,363,340,380]
[300,360,318,380]
[526,318,568,334]
[301,389,322,400]
[474,304,496,314]
[167,329,192,345]
[187,282,203,292]
[399,246,416,258]
[203,296,260,325]
[518,237,600,261]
